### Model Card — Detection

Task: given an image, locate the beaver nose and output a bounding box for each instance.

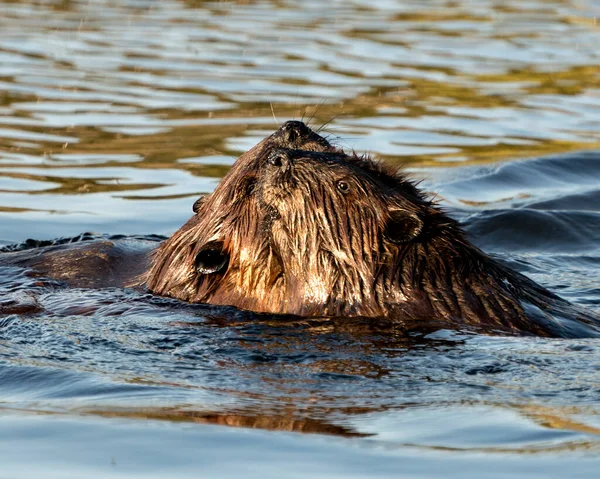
[280,120,310,144]
[267,149,291,168]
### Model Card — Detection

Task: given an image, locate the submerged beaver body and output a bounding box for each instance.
[146,121,600,338]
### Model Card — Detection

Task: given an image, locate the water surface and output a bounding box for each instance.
[1,0,600,477]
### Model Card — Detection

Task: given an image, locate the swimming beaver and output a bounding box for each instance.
[147,121,600,338]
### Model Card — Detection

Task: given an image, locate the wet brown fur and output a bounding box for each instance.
[146,122,600,338]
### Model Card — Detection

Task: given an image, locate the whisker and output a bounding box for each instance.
[307,98,329,127]
[269,102,279,126]
[316,114,340,134]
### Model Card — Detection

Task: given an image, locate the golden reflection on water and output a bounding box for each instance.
[46,403,600,453]
[5,396,600,452]
[0,0,599,200]
[86,407,370,438]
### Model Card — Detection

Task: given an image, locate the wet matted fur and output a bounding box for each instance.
[146,121,600,338]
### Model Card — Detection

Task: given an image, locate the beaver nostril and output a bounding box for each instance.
[281,120,309,144]
[283,126,298,143]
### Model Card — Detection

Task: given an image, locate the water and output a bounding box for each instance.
[1,0,600,477]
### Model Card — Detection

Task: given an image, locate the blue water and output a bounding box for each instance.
[1,0,600,477]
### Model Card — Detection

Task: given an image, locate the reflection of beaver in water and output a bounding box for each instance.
[147,121,600,338]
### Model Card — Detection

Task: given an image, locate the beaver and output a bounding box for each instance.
[0,122,336,305]
[147,121,600,338]
[145,120,339,306]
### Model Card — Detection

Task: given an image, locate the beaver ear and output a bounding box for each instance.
[192,194,209,214]
[385,209,423,244]
[195,242,229,275]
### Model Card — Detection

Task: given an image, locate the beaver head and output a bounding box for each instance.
[255,147,451,316]
[147,120,470,317]
[145,120,341,311]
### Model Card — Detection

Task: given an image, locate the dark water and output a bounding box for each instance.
[1,0,600,477]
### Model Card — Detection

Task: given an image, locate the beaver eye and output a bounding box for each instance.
[336,180,350,193]
[192,194,208,214]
